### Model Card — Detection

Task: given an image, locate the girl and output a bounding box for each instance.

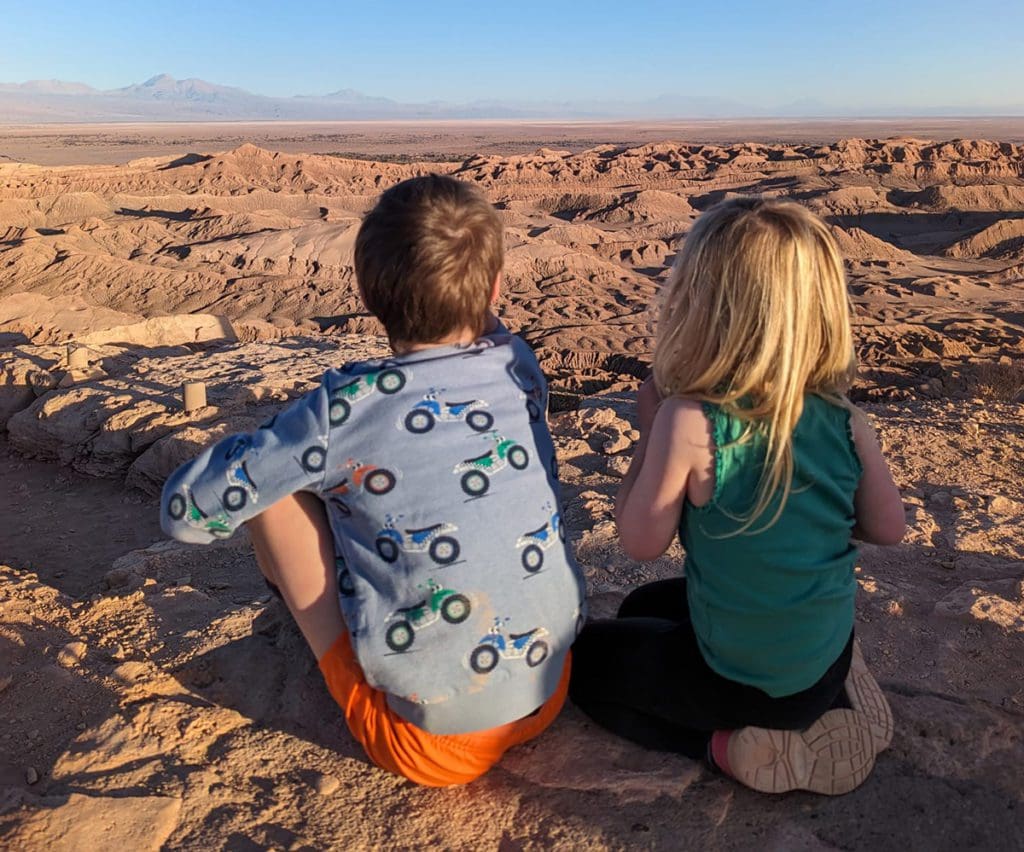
[568,197,905,795]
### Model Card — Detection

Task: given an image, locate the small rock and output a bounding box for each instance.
[989,495,1018,515]
[25,767,39,785]
[58,366,107,387]
[104,566,135,589]
[605,456,632,478]
[75,722,87,731]
[313,773,340,796]
[27,371,58,393]
[928,491,951,508]
[57,641,87,668]
[601,433,632,455]
[884,600,903,617]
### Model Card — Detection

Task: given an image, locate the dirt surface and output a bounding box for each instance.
[2,118,1024,166]
[0,437,163,597]
[1,136,1023,848]
[1,385,1023,849]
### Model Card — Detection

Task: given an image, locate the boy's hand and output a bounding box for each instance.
[637,376,662,435]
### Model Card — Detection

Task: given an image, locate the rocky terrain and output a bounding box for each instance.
[1,138,1023,848]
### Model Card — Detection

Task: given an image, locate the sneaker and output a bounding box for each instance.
[845,639,894,752]
[716,708,876,795]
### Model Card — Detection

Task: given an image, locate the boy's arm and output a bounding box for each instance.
[160,382,331,544]
[848,405,906,546]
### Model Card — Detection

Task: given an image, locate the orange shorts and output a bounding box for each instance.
[318,630,570,787]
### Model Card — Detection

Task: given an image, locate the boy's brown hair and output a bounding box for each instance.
[355,174,504,346]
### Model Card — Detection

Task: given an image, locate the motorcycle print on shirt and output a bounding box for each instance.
[374,514,461,566]
[166,484,233,539]
[453,431,530,498]
[220,435,259,511]
[336,556,355,598]
[328,367,408,427]
[402,387,493,434]
[523,384,543,423]
[327,458,398,498]
[469,617,549,674]
[297,430,330,476]
[516,504,566,574]
[384,579,472,653]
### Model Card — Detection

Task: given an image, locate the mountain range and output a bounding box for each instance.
[0,74,1021,123]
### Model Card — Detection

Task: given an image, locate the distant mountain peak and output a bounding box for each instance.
[324,87,365,98]
[114,75,254,103]
[0,79,98,95]
[142,73,176,87]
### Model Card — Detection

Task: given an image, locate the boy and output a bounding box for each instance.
[161,175,586,786]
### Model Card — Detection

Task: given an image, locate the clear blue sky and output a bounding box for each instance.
[1,0,1021,109]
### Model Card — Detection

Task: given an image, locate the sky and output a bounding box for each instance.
[1,0,1021,110]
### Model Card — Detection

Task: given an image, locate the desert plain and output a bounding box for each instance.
[1,121,1023,849]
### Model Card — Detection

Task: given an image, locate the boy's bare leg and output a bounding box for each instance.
[247,492,345,660]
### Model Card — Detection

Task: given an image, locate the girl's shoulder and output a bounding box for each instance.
[658,394,709,427]
[655,395,715,454]
[655,395,716,507]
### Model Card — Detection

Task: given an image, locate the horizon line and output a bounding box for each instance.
[2,74,1023,117]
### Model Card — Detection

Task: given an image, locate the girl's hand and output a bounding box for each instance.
[637,376,662,435]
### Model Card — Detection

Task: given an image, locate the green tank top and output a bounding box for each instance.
[680,394,862,697]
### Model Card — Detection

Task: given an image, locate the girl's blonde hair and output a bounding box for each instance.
[653,196,856,532]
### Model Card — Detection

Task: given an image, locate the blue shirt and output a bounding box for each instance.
[161,330,586,734]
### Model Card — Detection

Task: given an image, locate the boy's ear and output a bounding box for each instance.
[490,272,502,304]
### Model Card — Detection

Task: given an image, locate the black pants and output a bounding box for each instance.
[568,578,853,759]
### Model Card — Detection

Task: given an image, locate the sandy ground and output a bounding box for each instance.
[2,118,1024,165]
[1,135,1023,848]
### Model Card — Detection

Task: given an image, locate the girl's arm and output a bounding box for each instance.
[849,405,906,545]
[614,377,662,531]
[616,394,705,561]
